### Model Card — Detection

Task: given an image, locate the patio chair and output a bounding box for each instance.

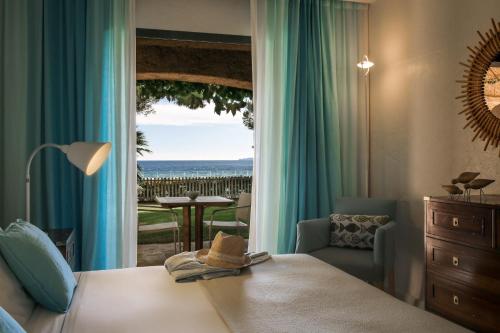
[204,192,251,246]
[138,208,181,254]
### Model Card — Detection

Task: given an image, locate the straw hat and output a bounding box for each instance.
[196,232,251,269]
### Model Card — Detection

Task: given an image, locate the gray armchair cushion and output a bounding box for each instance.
[295,218,330,254]
[309,247,383,282]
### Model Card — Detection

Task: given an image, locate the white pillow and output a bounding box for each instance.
[0,252,35,326]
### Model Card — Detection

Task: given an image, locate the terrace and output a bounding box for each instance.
[137,174,252,267]
[135,31,253,266]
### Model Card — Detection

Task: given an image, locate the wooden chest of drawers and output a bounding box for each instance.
[425,196,500,332]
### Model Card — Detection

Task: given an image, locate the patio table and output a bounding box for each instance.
[155,196,234,251]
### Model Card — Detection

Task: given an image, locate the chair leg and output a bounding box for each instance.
[176,227,180,253]
[177,227,181,253]
[179,228,182,252]
[173,228,177,255]
[178,228,181,253]
[208,225,212,247]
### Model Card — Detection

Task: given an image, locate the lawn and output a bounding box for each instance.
[138,202,249,244]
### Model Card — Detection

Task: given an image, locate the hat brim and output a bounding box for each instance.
[195,249,251,269]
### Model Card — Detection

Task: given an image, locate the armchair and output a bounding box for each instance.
[296,198,397,292]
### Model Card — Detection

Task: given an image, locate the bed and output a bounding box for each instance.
[23,254,469,333]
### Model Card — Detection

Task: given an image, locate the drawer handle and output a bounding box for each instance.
[452,217,459,227]
[453,295,459,305]
[452,256,459,266]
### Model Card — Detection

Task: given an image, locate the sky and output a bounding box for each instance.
[137,100,254,160]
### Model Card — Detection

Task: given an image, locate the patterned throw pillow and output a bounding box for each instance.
[329,214,390,249]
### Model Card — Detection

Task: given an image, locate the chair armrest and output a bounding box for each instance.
[373,221,397,271]
[295,218,330,254]
[211,207,236,215]
[210,205,249,218]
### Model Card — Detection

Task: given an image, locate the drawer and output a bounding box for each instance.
[426,201,494,249]
[426,273,500,332]
[426,238,500,296]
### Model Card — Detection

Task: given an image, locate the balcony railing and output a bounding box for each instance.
[139,176,252,202]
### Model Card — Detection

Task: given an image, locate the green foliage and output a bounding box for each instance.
[136,80,254,129]
[136,129,151,182]
[136,129,152,156]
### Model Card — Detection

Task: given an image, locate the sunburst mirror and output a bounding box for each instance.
[458,18,500,157]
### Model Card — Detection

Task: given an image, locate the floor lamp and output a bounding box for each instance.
[25,142,112,222]
[357,55,374,197]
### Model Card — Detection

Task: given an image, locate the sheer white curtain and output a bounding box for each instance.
[122,0,138,268]
[249,0,284,252]
[81,0,138,269]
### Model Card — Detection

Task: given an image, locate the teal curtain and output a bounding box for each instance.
[250,0,368,253]
[0,0,136,270]
[82,0,136,270]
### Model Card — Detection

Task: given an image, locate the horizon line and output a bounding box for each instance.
[138,158,253,161]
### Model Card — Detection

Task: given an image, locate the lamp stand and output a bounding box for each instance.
[23,141,110,222]
[25,143,68,222]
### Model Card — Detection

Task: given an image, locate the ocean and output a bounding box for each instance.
[138,159,253,178]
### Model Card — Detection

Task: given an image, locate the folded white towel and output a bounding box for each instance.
[165,251,271,283]
[247,251,271,265]
[165,252,239,283]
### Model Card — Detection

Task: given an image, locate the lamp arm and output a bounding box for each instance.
[25,143,68,222]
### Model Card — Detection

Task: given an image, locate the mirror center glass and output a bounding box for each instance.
[484,57,500,119]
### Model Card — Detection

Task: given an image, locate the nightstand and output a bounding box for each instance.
[47,228,76,271]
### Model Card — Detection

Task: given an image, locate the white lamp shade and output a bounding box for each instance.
[65,142,112,175]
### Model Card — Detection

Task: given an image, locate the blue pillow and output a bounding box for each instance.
[0,307,26,333]
[0,222,77,313]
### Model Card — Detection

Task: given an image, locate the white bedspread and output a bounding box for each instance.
[25,266,229,333]
[199,254,471,333]
[24,255,470,333]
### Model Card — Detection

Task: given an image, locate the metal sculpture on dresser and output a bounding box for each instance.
[464,179,496,200]
[441,185,463,199]
[442,171,495,201]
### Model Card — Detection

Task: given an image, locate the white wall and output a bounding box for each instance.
[370,0,500,304]
[136,0,251,36]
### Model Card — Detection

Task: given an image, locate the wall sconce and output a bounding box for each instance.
[357,55,374,76]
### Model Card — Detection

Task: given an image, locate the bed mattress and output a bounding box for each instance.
[200,254,470,333]
[23,254,469,333]
[25,266,230,333]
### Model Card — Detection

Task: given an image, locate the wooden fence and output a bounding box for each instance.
[139,176,252,202]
